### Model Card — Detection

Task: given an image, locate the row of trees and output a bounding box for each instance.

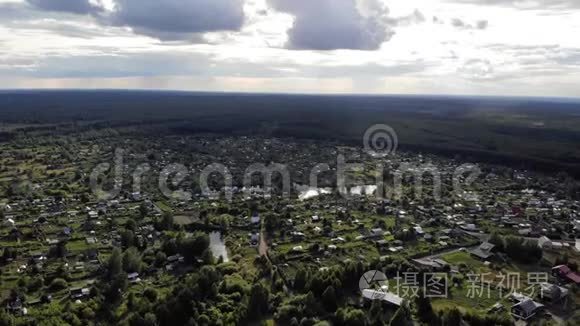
[489,233,543,264]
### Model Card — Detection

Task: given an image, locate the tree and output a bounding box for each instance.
[335,307,365,326]
[107,247,123,280]
[321,285,337,312]
[159,212,174,231]
[155,251,167,267]
[121,229,136,248]
[415,291,435,323]
[389,304,412,326]
[139,203,148,219]
[122,247,143,273]
[48,241,68,258]
[294,268,309,292]
[126,218,137,232]
[201,248,214,265]
[489,232,504,252]
[179,232,209,263]
[49,278,68,292]
[143,288,158,303]
[248,283,270,319]
[441,308,462,326]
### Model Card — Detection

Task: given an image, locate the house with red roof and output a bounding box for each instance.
[552,265,580,285]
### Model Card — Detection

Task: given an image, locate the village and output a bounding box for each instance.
[1,133,580,325]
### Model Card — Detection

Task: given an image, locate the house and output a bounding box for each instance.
[375,239,389,250]
[538,236,552,249]
[250,213,260,225]
[5,297,25,315]
[362,289,403,306]
[167,254,184,264]
[412,258,449,271]
[291,231,305,241]
[540,283,569,304]
[70,288,90,299]
[61,227,73,238]
[518,228,532,236]
[128,273,141,284]
[469,242,495,260]
[83,248,99,261]
[552,265,580,285]
[511,298,544,321]
[413,226,425,235]
[369,228,384,238]
[250,233,259,245]
[461,223,478,232]
[332,237,346,243]
[131,192,142,201]
[551,242,564,250]
[291,246,304,253]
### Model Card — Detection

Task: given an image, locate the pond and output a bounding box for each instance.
[350,185,378,196]
[209,231,229,262]
[298,188,332,200]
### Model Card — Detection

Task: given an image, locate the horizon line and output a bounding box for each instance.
[1,88,580,102]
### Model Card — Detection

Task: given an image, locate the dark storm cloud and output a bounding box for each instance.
[26,0,102,15]
[267,0,395,51]
[110,0,245,40]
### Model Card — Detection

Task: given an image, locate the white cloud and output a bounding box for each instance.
[0,0,578,96]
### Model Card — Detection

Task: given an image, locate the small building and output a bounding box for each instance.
[70,288,90,299]
[375,239,389,250]
[412,258,449,271]
[369,228,385,238]
[250,213,260,225]
[250,233,259,245]
[551,242,564,250]
[469,242,495,260]
[413,226,425,235]
[128,273,141,284]
[511,298,544,321]
[167,254,184,264]
[362,289,403,307]
[5,297,25,315]
[538,236,552,249]
[291,246,304,253]
[552,265,580,285]
[540,283,569,304]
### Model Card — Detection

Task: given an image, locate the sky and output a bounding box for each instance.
[0,0,580,97]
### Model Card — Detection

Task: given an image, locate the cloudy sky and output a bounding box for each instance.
[0,0,579,97]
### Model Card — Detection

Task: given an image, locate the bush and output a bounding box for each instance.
[143,288,158,302]
[49,278,68,292]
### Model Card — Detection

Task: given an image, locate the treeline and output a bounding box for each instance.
[489,233,543,264]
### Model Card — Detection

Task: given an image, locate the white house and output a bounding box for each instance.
[538,236,552,249]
